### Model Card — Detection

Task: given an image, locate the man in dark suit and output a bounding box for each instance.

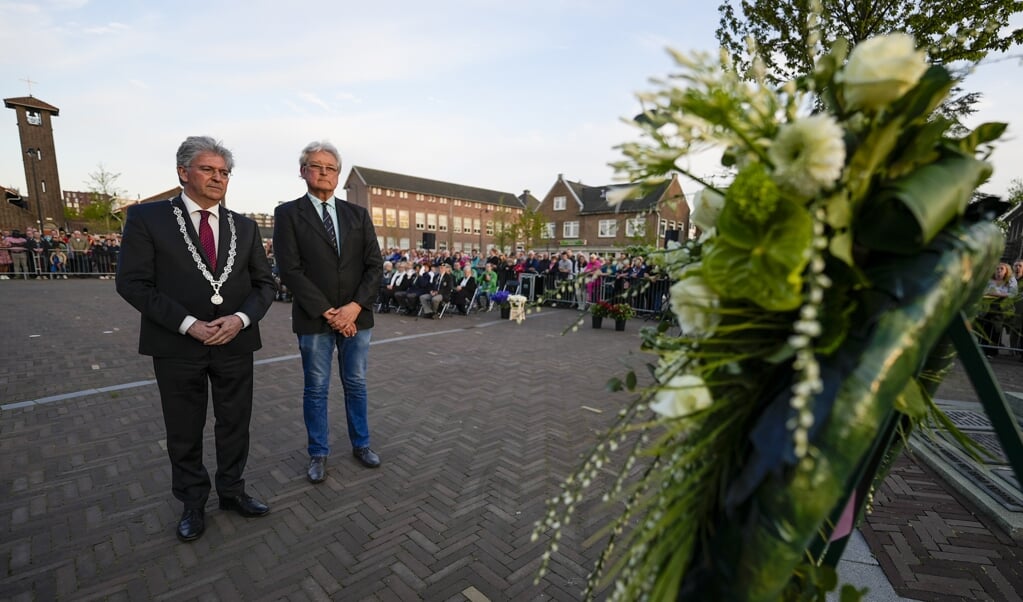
[116,136,276,543]
[420,262,454,318]
[450,265,478,315]
[272,141,384,484]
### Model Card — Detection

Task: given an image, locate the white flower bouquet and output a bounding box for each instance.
[533,16,1006,602]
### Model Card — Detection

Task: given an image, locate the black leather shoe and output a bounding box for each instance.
[353,447,381,468]
[177,507,205,542]
[307,456,327,483]
[218,494,270,517]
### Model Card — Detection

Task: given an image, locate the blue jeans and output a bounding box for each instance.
[297,329,372,456]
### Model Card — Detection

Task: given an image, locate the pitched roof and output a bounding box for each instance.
[3,96,60,115]
[562,177,671,214]
[349,166,524,208]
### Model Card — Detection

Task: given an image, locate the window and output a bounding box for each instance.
[474,202,482,209]
[454,199,462,207]
[485,220,494,236]
[439,215,448,232]
[563,221,579,238]
[598,219,618,238]
[386,236,396,249]
[26,110,42,126]
[428,196,436,203]
[453,216,462,233]
[415,212,425,230]
[463,219,472,234]
[553,195,567,211]
[427,214,437,231]
[399,237,410,250]
[626,217,646,237]
[416,193,425,201]
[371,187,382,195]
[440,197,448,204]
[473,218,481,234]
[385,208,397,228]
[659,219,668,237]
[542,222,555,239]
[376,235,384,249]
[371,207,384,227]
[399,210,410,229]
[385,189,395,197]
[399,191,408,199]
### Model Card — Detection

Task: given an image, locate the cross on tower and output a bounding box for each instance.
[20,76,37,95]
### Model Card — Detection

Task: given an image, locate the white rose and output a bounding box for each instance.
[669,269,720,337]
[840,33,928,111]
[690,188,725,232]
[649,374,713,418]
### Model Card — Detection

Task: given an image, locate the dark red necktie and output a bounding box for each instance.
[199,210,217,272]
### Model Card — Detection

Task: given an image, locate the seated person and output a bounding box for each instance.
[450,266,478,315]
[379,260,414,313]
[397,264,435,313]
[477,263,498,309]
[420,263,454,318]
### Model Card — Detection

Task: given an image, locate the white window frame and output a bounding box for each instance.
[553,195,567,211]
[598,219,617,238]
[626,217,646,237]
[439,215,448,232]
[427,214,437,231]
[563,221,579,238]
[542,222,555,239]
[415,212,425,230]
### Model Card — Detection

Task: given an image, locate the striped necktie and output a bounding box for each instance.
[321,202,338,251]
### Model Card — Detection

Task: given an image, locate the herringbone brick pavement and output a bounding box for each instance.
[1,281,643,600]
[2,280,1022,600]
[861,453,1023,602]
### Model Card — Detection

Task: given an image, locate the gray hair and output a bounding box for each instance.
[176,136,235,172]
[299,141,341,169]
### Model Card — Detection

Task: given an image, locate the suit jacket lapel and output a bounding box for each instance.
[171,196,207,264]
[298,197,338,252]
[333,200,349,251]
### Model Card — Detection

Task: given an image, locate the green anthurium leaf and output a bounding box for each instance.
[894,378,928,420]
[704,197,812,311]
[845,118,902,208]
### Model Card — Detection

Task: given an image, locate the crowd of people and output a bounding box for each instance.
[978,260,1023,359]
[0,225,121,279]
[266,243,672,318]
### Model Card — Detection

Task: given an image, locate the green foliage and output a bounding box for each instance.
[716,0,1023,119]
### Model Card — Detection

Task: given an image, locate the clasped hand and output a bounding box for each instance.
[323,303,361,337]
[187,315,244,345]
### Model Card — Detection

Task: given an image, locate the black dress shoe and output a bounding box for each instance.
[307,456,327,483]
[218,494,270,517]
[177,507,205,542]
[353,447,381,468]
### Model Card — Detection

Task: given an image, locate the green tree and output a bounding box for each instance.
[515,206,547,251]
[716,0,1023,122]
[85,163,125,232]
[1008,178,1023,207]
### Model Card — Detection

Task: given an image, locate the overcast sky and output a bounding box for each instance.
[1,0,1020,215]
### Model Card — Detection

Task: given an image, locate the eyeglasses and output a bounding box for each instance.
[194,165,231,178]
[305,163,339,174]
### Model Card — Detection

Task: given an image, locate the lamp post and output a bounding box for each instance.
[25,148,46,232]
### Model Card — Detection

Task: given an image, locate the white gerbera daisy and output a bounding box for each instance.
[768,114,846,200]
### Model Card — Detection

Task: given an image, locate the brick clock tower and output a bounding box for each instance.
[4,96,64,230]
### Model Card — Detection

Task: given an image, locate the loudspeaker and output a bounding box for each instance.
[422,232,436,250]
[664,229,680,247]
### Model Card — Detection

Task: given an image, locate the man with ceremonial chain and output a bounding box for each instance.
[116,136,276,542]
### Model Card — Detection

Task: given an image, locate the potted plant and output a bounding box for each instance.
[607,302,636,331]
[490,290,511,319]
[590,300,613,328]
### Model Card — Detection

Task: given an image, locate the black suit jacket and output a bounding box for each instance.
[273,195,383,334]
[116,197,275,358]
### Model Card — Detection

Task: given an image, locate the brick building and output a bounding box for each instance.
[534,173,690,254]
[344,166,527,253]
